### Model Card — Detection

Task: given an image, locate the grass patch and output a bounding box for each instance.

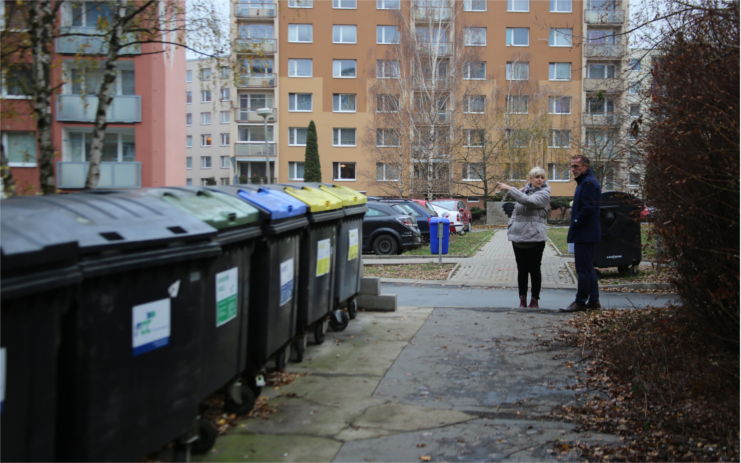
[547,224,658,260]
[363,263,455,280]
[405,230,495,257]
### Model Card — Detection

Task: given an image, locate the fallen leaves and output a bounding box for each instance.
[363,263,456,280]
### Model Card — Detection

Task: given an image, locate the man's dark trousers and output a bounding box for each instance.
[574,242,599,304]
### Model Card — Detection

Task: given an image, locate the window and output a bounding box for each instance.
[549,130,570,148]
[186,91,192,104]
[506,28,529,46]
[505,129,529,148]
[220,87,230,101]
[239,93,273,113]
[628,58,642,71]
[548,96,571,114]
[628,81,640,94]
[219,67,230,79]
[628,172,641,185]
[333,60,357,78]
[377,25,400,44]
[201,89,212,103]
[199,68,212,81]
[288,161,305,180]
[64,129,135,162]
[629,104,641,117]
[333,128,356,146]
[201,156,212,168]
[587,63,616,78]
[186,113,192,125]
[376,60,400,78]
[220,111,230,124]
[220,133,230,145]
[506,95,529,114]
[288,93,312,111]
[506,61,529,80]
[547,163,570,180]
[288,0,313,7]
[185,69,193,82]
[463,0,486,11]
[587,28,617,44]
[463,61,486,79]
[464,27,486,46]
[288,24,313,43]
[333,162,356,180]
[288,59,312,77]
[201,112,212,125]
[63,62,134,96]
[464,129,485,147]
[549,28,572,46]
[289,127,308,146]
[333,0,356,8]
[238,125,274,142]
[333,25,357,44]
[239,57,274,75]
[186,178,193,186]
[587,97,614,114]
[186,135,193,148]
[376,0,400,9]
[464,95,485,113]
[239,23,274,39]
[507,0,528,12]
[201,134,213,146]
[462,163,484,181]
[549,62,571,81]
[376,163,400,181]
[220,177,230,185]
[333,93,357,112]
[550,0,571,12]
[220,156,230,168]
[69,1,113,27]
[376,129,399,147]
[2,132,36,166]
[186,156,193,169]
[376,94,400,112]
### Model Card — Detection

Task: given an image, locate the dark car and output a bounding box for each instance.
[362,201,422,255]
[371,199,438,242]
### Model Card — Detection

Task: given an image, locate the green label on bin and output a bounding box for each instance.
[316,239,331,277]
[216,267,238,327]
[348,228,359,261]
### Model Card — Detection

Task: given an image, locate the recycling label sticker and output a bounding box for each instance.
[316,239,331,277]
[348,228,359,261]
[279,258,294,306]
[216,267,239,327]
[132,298,171,356]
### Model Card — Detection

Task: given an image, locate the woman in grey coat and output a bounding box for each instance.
[496,167,551,308]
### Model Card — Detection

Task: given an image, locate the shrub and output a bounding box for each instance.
[470,206,485,221]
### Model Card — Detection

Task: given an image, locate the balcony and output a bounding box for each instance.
[583,113,619,126]
[413,5,452,21]
[415,77,451,90]
[585,9,625,24]
[234,38,277,54]
[56,27,140,55]
[57,161,141,189]
[585,43,625,58]
[235,143,276,157]
[583,78,624,93]
[235,107,276,123]
[237,74,276,88]
[56,95,142,123]
[418,41,453,56]
[235,2,276,19]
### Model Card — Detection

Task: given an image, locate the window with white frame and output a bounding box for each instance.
[288,24,313,43]
[219,66,230,79]
[186,113,192,125]
[220,111,230,124]
[550,0,571,12]
[68,1,113,27]
[376,60,400,78]
[288,93,312,111]
[63,61,134,96]
[199,68,212,81]
[464,95,485,113]
[333,0,356,8]
[333,162,356,180]
[288,127,308,146]
[220,156,230,168]
[413,161,449,180]
[549,28,572,46]
[587,96,614,114]
[505,129,529,148]
[377,25,400,44]
[506,61,529,80]
[240,57,273,75]
[629,103,641,117]
[64,129,135,162]
[333,128,356,146]
[333,93,357,112]
[1,66,31,97]
[587,62,616,78]
[200,112,212,125]
[507,0,528,12]
[333,25,357,44]
[185,69,193,82]
[376,0,400,9]
[462,163,484,181]
[220,87,230,101]
[628,58,642,71]
[238,23,274,39]
[549,62,571,80]
[376,129,399,147]
[506,27,529,46]
[506,95,529,114]
[2,132,36,166]
[333,59,357,78]
[376,94,400,112]
[288,161,305,180]
[220,133,230,145]
[186,91,192,104]
[186,135,193,148]
[547,162,570,180]
[201,134,212,146]
[628,81,640,94]
[464,129,485,147]
[240,93,273,112]
[376,163,400,181]
[201,156,212,168]
[238,125,274,142]
[548,96,571,114]
[464,27,486,46]
[288,59,312,77]
[587,28,617,44]
[186,156,193,169]
[549,130,570,148]
[201,89,212,103]
[220,177,230,185]
[463,61,486,79]
[464,0,486,11]
[288,0,313,7]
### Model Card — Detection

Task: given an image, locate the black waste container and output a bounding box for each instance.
[1,198,82,462]
[43,191,220,461]
[594,191,642,274]
[146,187,262,413]
[214,186,308,375]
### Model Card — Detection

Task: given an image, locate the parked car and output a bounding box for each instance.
[362,201,422,255]
[371,199,438,242]
[430,199,473,234]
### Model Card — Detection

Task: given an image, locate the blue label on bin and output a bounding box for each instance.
[279,258,294,306]
[132,298,171,356]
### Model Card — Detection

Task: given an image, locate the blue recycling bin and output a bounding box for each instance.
[429,217,451,255]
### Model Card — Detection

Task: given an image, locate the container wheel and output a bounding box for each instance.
[313,318,328,345]
[329,310,350,332]
[347,298,358,320]
[224,382,257,415]
[190,419,218,455]
[292,333,307,363]
[274,345,290,371]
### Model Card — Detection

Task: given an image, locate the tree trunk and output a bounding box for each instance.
[0,141,16,198]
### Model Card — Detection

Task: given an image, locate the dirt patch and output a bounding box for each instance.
[363,263,456,280]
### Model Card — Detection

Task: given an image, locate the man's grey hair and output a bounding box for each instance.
[571,155,591,166]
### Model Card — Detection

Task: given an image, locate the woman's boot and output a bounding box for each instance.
[528,297,539,308]
[519,295,527,308]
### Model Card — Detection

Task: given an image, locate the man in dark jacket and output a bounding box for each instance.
[562,155,602,312]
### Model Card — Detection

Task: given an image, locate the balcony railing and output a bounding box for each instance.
[56,95,142,123]
[583,78,624,93]
[236,74,276,88]
[583,113,619,126]
[585,8,625,24]
[235,2,276,18]
[235,143,276,157]
[235,107,276,123]
[418,41,453,56]
[56,27,140,55]
[234,38,277,54]
[413,5,452,21]
[57,161,141,189]
[585,43,625,58]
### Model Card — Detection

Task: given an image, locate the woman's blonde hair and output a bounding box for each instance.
[528,166,546,179]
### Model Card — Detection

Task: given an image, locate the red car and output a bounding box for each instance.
[430,199,473,233]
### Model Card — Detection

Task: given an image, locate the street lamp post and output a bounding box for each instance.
[257,107,272,184]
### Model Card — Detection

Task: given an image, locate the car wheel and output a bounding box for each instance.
[372,234,399,255]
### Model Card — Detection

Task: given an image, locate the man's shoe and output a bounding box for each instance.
[560,302,587,313]
[586,301,602,310]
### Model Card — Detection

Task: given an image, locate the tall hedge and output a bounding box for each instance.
[304,120,321,182]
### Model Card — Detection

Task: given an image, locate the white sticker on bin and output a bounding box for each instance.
[348,228,359,261]
[316,239,331,277]
[216,267,239,327]
[279,258,294,306]
[168,279,181,298]
[132,298,171,356]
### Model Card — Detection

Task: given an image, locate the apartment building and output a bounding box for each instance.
[232,0,630,198]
